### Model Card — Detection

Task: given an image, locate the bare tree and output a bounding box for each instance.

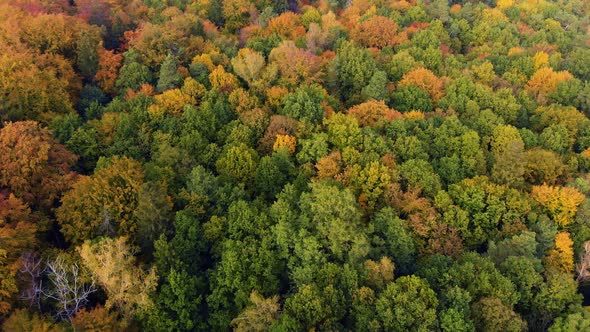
[577,241,590,283]
[19,251,43,312]
[42,256,96,320]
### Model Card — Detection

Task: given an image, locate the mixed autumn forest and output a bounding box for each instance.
[1,0,590,330]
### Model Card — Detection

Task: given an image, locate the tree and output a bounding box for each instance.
[95,47,124,95]
[41,256,96,320]
[76,29,100,78]
[549,311,590,332]
[115,59,152,94]
[347,100,401,127]
[71,306,128,331]
[531,185,585,227]
[145,268,206,332]
[216,144,258,183]
[364,257,395,290]
[443,176,530,248]
[231,48,266,85]
[269,41,323,87]
[524,149,565,185]
[0,121,77,210]
[0,193,35,315]
[2,309,65,332]
[351,16,400,49]
[398,68,444,102]
[400,159,442,198]
[490,125,525,187]
[362,71,390,102]
[525,67,573,104]
[57,156,145,244]
[532,272,582,330]
[331,41,377,101]
[391,85,433,113]
[231,291,280,331]
[78,237,157,317]
[280,84,327,124]
[209,65,240,93]
[371,207,417,275]
[471,297,527,332]
[157,54,181,93]
[546,232,574,274]
[376,276,438,332]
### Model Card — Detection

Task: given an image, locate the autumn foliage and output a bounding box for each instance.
[531,184,585,227]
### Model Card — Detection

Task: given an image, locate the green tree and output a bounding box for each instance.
[331,41,377,102]
[471,297,527,332]
[157,54,181,93]
[490,125,526,187]
[280,84,327,125]
[376,276,438,332]
[76,29,100,78]
[215,144,258,183]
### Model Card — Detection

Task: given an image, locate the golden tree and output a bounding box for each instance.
[547,232,574,274]
[531,185,585,227]
[78,237,157,317]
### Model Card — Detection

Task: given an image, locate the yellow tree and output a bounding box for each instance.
[273,135,297,154]
[78,237,157,317]
[209,65,240,93]
[364,257,395,290]
[230,292,280,332]
[547,232,574,274]
[57,156,144,244]
[525,67,572,103]
[531,185,585,227]
[231,48,266,85]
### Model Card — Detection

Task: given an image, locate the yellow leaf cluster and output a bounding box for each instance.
[533,51,549,70]
[547,232,574,273]
[531,184,585,227]
[525,67,572,103]
[149,88,193,118]
[364,257,395,290]
[496,0,515,9]
[78,237,157,317]
[273,134,297,154]
[209,65,240,93]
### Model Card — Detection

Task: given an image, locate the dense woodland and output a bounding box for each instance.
[1,0,590,330]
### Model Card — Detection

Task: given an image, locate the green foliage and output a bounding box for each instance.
[376,276,439,332]
[280,84,326,124]
[157,54,181,93]
[2,0,590,330]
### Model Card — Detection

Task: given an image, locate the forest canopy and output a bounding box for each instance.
[1,0,590,331]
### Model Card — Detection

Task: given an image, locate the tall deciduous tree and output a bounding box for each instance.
[78,237,157,317]
[57,156,144,244]
[0,121,77,210]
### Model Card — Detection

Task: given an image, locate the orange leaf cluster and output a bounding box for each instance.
[273,134,297,154]
[351,16,400,49]
[347,100,402,127]
[398,68,444,101]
